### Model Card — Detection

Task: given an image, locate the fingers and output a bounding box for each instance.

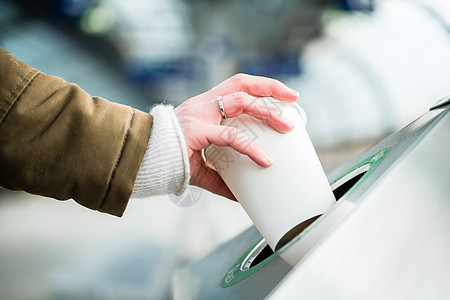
[203,125,272,167]
[190,161,237,201]
[210,73,299,103]
[221,92,294,133]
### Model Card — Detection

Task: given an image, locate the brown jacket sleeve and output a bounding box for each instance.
[0,48,153,217]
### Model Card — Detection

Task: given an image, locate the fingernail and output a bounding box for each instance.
[289,88,299,98]
[265,155,274,165]
[284,117,294,128]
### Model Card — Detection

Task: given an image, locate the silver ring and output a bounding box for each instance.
[217,96,227,119]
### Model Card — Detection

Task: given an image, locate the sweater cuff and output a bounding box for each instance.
[132,105,190,198]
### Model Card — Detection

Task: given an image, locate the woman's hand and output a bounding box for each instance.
[174,73,299,201]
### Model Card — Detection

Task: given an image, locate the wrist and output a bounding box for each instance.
[132,105,190,198]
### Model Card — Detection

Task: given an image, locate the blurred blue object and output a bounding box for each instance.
[338,0,374,11]
[126,57,200,86]
[242,54,302,78]
[56,0,95,18]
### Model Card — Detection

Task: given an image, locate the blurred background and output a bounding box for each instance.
[0,0,449,299]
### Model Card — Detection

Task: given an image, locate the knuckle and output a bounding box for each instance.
[228,127,240,137]
[231,91,252,114]
[230,73,246,85]
[272,78,282,85]
[231,91,246,101]
[270,79,283,90]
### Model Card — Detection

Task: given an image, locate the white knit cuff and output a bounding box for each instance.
[132,105,190,198]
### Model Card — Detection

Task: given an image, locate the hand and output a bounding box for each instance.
[174,73,299,201]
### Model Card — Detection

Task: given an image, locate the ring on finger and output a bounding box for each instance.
[217,96,227,119]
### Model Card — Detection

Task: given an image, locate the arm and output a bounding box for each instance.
[0,48,152,217]
[0,48,299,216]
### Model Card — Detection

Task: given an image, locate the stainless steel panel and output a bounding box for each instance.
[173,102,449,300]
[268,106,450,299]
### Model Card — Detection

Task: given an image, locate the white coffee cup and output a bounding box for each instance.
[205,98,335,259]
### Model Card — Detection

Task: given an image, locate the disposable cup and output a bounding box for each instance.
[205,97,335,263]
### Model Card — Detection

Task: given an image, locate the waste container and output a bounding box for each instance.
[172,96,450,300]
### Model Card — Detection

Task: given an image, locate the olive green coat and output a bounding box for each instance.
[0,48,153,217]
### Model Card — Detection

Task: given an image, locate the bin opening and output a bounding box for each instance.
[250,244,273,268]
[245,164,372,269]
[331,163,371,200]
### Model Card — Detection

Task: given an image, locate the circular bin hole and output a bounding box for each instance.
[241,163,372,271]
[331,163,371,200]
[241,239,273,271]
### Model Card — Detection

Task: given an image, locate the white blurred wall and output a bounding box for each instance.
[289,0,450,148]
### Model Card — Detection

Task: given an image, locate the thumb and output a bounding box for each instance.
[192,162,237,202]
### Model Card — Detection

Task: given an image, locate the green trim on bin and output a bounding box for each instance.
[221,147,391,287]
[330,147,391,198]
[221,237,269,287]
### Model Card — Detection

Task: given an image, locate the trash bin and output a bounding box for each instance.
[172,96,450,300]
